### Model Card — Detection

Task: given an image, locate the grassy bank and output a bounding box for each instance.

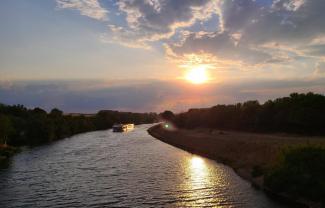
[148,124,325,207]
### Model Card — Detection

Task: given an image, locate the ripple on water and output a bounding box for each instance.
[0,124,285,208]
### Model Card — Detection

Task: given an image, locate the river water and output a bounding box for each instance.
[0,124,285,207]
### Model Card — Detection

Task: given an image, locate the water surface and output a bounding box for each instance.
[0,124,285,207]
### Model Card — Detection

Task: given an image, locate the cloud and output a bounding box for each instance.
[102,0,220,48]
[163,0,325,68]
[314,62,325,76]
[168,31,272,65]
[248,1,324,45]
[56,0,108,21]
[1,79,325,113]
[272,0,306,12]
[302,44,325,58]
[54,0,325,76]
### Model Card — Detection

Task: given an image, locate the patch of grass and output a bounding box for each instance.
[264,145,325,204]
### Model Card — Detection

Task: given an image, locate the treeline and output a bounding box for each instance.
[162,92,325,135]
[0,104,157,146]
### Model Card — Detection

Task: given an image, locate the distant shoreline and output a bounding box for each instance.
[148,124,324,208]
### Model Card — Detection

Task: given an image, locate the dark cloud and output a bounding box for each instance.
[56,0,325,67]
[1,79,324,113]
[117,0,209,28]
[221,0,264,31]
[251,2,323,44]
[170,31,272,64]
[56,0,325,65]
[104,0,217,47]
[220,0,325,44]
[169,0,325,65]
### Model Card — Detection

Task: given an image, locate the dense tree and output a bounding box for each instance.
[159,110,175,121]
[0,104,158,146]
[172,93,325,135]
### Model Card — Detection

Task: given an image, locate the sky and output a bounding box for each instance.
[1,0,325,113]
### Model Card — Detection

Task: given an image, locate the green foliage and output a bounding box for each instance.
[173,92,325,135]
[0,104,158,146]
[264,145,325,203]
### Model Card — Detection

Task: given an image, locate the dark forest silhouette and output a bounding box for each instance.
[0,104,157,146]
[162,92,325,135]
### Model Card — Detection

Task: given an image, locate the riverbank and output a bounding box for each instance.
[0,124,288,207]
[148,124,325,207]
[0,145,19,166]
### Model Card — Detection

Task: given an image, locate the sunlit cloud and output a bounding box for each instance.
[314,62,325,77]
[56,0,108,21]
[54,0,325,77]
[112,0,220,44]
[4,0,325,85]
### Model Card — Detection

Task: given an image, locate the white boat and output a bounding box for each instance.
[126,124,134,130]
[112,123,134,132]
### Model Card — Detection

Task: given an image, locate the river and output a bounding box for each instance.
[0,124,286,207]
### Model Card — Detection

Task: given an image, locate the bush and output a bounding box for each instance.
[264,145,325,203]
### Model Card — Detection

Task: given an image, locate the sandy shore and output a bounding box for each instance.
[148,124,325,207]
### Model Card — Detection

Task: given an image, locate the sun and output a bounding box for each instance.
[185,66,208,84]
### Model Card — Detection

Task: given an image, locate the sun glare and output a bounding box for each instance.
[191,156,204,168]
[185,66,208,84]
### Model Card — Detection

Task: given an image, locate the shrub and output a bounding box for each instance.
[264,145,325,203]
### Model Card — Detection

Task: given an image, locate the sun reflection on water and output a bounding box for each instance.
[191,156,205,170]
[176,155,233,207]
[189,156,208,189]
[176,156,213,206]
